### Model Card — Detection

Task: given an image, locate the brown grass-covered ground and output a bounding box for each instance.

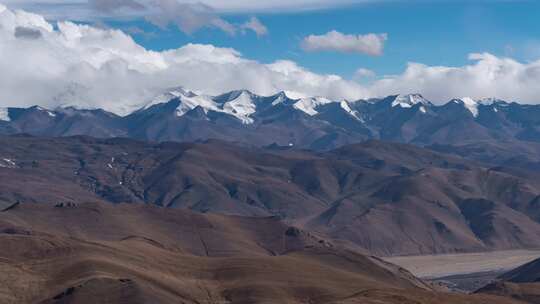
[0,202,523,304]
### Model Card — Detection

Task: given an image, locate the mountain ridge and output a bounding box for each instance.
[3,135,540,256]
[2,89,539,150]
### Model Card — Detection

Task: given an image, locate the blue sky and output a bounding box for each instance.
[102,0,540,78]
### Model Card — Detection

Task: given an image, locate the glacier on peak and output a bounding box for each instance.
[293,97,333,116]
[391,94,430,108]
[452,97,510,117]
[221,90,257,124]
[0,108,10,122]
[140,88,260,124]
[458,97,479,117]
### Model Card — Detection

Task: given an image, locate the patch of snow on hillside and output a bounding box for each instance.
[0,158,16,168]
[460,97,479,117]
[175,95,217,117]
[340,100,362,121]
[34,106,57,117]
[222,91,257,124]
[0,108,10,121]
[143,87,197,110]
[293,97,333,116]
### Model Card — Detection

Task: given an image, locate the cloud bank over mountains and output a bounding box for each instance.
[1,4,540,115]
[0,4,368,115]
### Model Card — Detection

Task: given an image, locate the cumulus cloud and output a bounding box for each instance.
[241,17,268,37]
[301,30,387,56]
[354,68,376,79]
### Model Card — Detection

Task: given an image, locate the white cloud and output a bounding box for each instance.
[241,17,268,37]
[172,0,362,12]
[0,5,368,115]
[0,0,362,36]
[2,1,243,35]
[144,0,236,35]
[0,1,362,36]
[89,0,145,12]
[354,68,376,79]
[3,0,363,16]
[368,53,540,104]
[301,30,387,56]
[87,0,238,35]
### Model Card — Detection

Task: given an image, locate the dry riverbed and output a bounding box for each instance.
[384,249,540,278]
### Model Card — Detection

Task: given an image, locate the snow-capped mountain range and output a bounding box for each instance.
[1,88,539,150]
[133,87,353,124]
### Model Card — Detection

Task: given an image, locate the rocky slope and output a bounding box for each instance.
[2,135,540,256]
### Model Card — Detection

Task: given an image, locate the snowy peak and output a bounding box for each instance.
[175,95,217,117]
[135,88,517,125]
[391,94,431,108]
[0,108,10,122]
[293,97,333,116]
[141,87,217,118]
[4,89,540,150]
[270,91,288,106]
[29,106,57,117]
[142,87,198,111]
[452,97,479,117]
[140,88,259,124]
[268,91,301,106]
[477,98,510,106]
[56,106,120,119]
[269,91,291,104]
[219,90,257,124]
[451,97,511,117]
[217,89,253,102]
[461,97,478,117]
[339,100,363,121]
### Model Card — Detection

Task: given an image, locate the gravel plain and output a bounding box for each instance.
[385,249,540,278]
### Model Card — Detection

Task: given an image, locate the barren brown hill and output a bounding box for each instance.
[2,135,540,256]
[0,202,522,304]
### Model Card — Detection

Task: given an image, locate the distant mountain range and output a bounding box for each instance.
[2,88,540,149]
